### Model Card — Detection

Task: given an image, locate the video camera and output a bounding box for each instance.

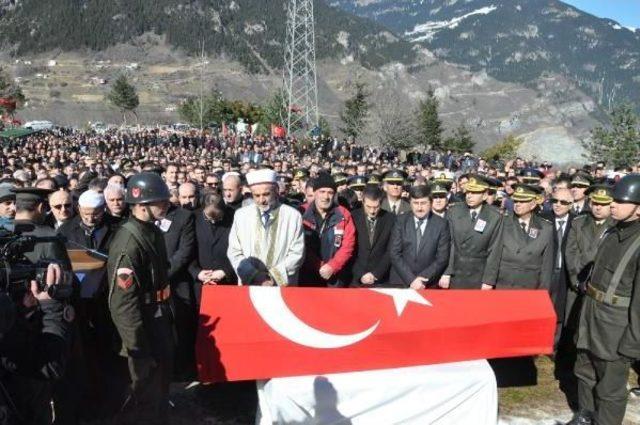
[0,229,72,300]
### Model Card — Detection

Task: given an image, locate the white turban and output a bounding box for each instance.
[78,190,105,208]
[246,169,277,186]
[222,171,241,182]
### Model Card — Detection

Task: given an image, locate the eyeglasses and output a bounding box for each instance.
[550,199,572,206]
[52,203,72,210]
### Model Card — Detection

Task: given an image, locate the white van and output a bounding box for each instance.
[23,120,54,131]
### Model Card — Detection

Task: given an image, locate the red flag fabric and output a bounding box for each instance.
[196,286,555,382]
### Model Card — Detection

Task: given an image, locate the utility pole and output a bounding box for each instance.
[199,38,206,131]
[282,0,319,135]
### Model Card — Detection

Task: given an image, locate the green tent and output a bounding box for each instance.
[0,128,37,139]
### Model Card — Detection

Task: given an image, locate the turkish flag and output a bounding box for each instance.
[196,287,555,382]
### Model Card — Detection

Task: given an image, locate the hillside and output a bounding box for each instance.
[331,0,640,110]
[0,0,415,73]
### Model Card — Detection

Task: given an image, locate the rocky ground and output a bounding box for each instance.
[156,357,640,424]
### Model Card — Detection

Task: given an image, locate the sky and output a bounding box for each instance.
[563,0,640,29]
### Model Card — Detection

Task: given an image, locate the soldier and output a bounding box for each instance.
[347,176,367,202]
[429,180,451,218]
[439,175,502,290]
[570,172,594,216]
[484,184,554,387]
[560,184,615,413]
[381,170,410,215]
[108,172,175,425]
[569,175,640,425]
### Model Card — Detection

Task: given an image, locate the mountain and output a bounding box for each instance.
[331,0,640,110]
[0,0,415,73]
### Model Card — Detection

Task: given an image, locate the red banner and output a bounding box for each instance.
[196,286,555,382]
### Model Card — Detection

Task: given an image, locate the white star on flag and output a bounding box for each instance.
[370,288,432,316]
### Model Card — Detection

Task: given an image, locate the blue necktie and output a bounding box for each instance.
[262,212,270,228]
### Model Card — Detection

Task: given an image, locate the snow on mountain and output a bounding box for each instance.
[406,5,498,42]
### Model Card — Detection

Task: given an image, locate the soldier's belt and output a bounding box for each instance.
[143,287,171,304]
[586,284,630,308]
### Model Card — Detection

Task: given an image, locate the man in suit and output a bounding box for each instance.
[381,170,410,215]
[389,185,450,289]
[189,191,237,292]
[439,175,502,290]
[351,186,395,286]
[159,195,197,380]
[539,187,575,344]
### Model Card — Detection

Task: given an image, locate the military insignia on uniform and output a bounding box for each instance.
[131,187,141,198]
[528,227,539,239]
[63,305,75,323]
[516,187,524,193]
[116,268,134,290]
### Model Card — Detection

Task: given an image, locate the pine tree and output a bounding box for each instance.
[318,116,331,137]
[582,104,640,168]
[339,80,370,141]
[444,124,475,153]
[107,75,139,125]
[417,87,443,150]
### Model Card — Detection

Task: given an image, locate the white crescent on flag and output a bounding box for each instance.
[248,286,431,349]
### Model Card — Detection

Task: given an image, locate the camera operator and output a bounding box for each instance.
[0,263,72,425]
[11,188,72,271]
[10,187,74,424]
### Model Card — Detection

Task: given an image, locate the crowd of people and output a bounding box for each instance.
[0,127,639,425]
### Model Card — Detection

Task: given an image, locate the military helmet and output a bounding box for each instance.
[612,174,640,204]
[125,172,170,204]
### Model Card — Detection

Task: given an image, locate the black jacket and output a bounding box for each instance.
[389,212,451,287]
[189,208,237,293]
[350,208,395,286]
[161,207,197,303]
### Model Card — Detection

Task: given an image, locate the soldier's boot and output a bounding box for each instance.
[565,410,593,425]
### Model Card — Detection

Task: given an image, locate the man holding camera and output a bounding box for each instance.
[108,172,175,425]
[0,261,72,424]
